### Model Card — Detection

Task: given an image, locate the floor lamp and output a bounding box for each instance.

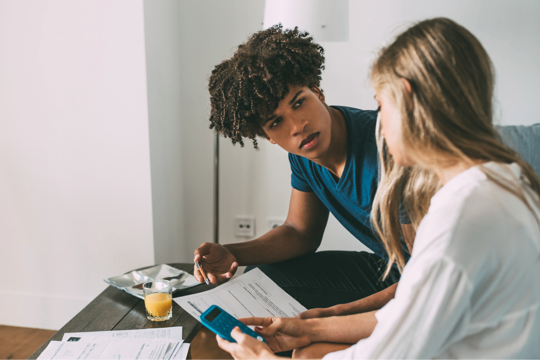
[213,133,219,244]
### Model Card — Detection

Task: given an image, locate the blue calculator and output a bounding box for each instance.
[200,305,266,343]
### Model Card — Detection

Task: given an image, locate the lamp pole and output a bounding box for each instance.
[213,132,219,244]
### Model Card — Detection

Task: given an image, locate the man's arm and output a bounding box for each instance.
[225,189,329,265]
[194,189,329,283]
[298,223,416,318]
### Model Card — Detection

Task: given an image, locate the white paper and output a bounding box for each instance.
[39,328,184,360]
[174,268,306,321]
[173,343,190,360]
[37,340,110,360]
[61,327,182,342]
[99,338,181,360]
[38,338,182,360]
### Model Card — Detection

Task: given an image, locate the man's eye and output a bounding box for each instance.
[270,118,282,129]
[293,98,305,108]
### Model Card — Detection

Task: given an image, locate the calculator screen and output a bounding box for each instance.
[205,307,222,322]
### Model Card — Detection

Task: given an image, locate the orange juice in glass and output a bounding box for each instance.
[143,280,172,321]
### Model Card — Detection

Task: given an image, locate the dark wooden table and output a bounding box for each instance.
[29,263,215,359]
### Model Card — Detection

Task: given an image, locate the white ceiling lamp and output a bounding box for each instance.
[263,0,349,42]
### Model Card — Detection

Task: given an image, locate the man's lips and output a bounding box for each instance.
[300,132,319,149]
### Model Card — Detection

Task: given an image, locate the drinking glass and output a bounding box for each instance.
[143,280,172,321]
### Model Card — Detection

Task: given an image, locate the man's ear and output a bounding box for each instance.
[311,86,325,103]
[260,129,277,144]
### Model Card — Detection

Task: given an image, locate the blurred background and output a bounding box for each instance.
[1,0,539,330]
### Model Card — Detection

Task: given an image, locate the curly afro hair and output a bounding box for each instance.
[208,24,325,149]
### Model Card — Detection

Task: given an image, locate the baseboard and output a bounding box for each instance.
[0,290,92,330]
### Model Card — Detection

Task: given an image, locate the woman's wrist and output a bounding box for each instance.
[262,348,280,359]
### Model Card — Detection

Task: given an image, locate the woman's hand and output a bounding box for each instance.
[216,327,279,360]
[240,317,313,353]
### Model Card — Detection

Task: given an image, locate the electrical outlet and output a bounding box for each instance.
[234,216,255,237]
[268,218,286,230]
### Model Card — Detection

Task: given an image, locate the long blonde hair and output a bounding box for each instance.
[370,18,540,278]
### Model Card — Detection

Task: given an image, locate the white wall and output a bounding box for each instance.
[174,0,267,260]
[321,0,540,127]
[0,0,154,329]
[143,0,187,264]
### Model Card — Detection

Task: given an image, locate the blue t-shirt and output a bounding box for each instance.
[289,106,408,260]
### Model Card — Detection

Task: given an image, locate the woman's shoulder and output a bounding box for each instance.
[415,162,540,275]
[427,162,529,223]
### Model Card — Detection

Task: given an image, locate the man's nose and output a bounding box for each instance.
[290,117,308,136]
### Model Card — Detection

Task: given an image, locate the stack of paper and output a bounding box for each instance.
[37,328,190,360]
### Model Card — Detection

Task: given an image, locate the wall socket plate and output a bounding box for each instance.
[268,217,286,230]
[234,216,255,237]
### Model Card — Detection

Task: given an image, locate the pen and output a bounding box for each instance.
[196,262,211,285]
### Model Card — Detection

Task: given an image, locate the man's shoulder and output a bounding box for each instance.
[288,151,308,167]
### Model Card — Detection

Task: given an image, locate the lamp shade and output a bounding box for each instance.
[263,0,349,42]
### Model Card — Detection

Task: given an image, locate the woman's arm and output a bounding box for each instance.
[216,313,377,360]
[298,284,397,319]
[239,312,378,353]
[307,311,378,344]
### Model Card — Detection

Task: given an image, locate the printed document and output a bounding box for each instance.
[174,343,190,360]
[61,327,182,342]
[99,338,181,360]
[38,327,187,360]
[37,341,110,360]
[174,268,307,320]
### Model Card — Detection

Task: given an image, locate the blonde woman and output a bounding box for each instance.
[216,18,540,359]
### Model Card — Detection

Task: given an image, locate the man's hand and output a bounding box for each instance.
[216,327,279,360]
[296,306,337,319]
[193,242,238,285]
[240,317,313,353]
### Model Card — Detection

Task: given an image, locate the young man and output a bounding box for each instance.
[193,25,413,318]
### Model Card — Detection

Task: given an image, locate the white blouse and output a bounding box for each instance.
[325,162,540,359]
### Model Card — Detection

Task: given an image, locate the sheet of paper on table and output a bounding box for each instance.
[100,339,187,360]
[61,327,183,342]
[37,328,190,360]
[174,268,307,321]
[37,339,185,360]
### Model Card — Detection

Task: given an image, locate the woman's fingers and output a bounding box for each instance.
[217,328,275,360]
[216,335,236,354]
[239,317,269,326]
[230,326,250,344]
[239,317,285,337]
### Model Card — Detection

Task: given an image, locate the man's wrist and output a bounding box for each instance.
[222,243,242,265]
[305,318,325,343]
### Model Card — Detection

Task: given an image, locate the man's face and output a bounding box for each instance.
[262,85,332,159]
